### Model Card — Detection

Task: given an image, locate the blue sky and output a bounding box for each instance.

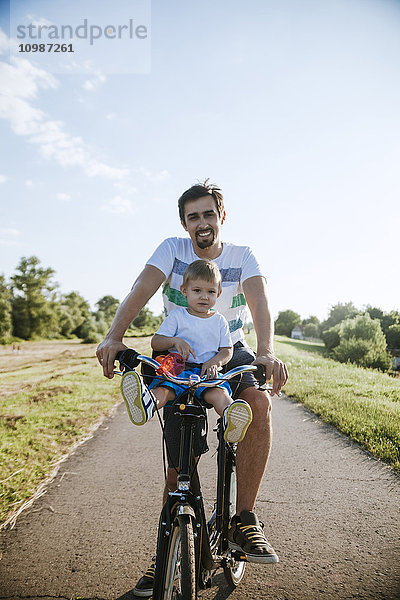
[1,0,399,322]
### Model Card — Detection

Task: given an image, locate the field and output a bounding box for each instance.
[258,334,400,470]
[1,335,399,528]
[0,337,151,527]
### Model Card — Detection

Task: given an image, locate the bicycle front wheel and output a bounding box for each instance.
[163,513,196,600]
[223,464,246,587]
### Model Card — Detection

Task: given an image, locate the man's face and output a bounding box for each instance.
[181,196,225,250]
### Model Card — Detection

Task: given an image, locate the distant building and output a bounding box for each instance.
[392,355,400,371]
[291,325,303,340]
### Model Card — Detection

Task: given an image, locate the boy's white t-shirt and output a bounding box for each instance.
[147,237,264,345]
[155,307,232,364]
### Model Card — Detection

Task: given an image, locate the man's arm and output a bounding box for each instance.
[96,264,166,378]
[243,276,288,395]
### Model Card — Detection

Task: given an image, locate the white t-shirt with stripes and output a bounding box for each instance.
[147,237,264,345]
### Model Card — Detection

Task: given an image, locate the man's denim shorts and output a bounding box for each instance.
[142,342,258,468]
[155,342,258,469]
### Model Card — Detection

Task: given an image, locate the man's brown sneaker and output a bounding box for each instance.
[133,559,154,597]
[228,510,279,564]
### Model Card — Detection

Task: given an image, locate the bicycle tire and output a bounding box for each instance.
[222,464,246,587]
[163,513,196,600]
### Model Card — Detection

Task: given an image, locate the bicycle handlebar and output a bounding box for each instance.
[115,349,267,387]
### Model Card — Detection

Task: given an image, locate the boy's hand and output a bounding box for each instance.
[172,337,196,362]
[201,359,219,379]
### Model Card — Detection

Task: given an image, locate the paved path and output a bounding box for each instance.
[1,395,399,600]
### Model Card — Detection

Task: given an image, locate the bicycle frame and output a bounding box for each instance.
[152,387,244,599]
[153,384,210,599]
[115,349,262,598]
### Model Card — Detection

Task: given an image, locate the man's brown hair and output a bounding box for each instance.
[182,259,222,294]
[178,178,225,224]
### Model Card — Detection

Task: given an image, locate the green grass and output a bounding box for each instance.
[0,337,152,526]
[246,333,400,470]
[2,334,400,526]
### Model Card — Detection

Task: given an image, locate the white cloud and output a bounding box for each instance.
[0,227,21,245]
[0,228,20,236]
[0,240,19,246]
[102,196,135,215]
[0,174,7,183]
[106,112,117,120]
[26,15,54,28]
[134,167,171,182]
[25,179,33,187]
[83,72,107,92]
[113,181,138,195]
[155,169,170,181]
[0,37,128,182]
[56,192,71,201]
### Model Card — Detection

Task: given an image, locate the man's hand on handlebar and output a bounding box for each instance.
[96,339,128,379]
[252,353,289,397]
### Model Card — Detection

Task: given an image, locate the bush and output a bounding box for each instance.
[79,317,102,344]
[328,314,392,371]
[321,327,340,350]
[82,330,101,344]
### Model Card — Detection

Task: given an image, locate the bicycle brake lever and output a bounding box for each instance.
[254,364,267,386]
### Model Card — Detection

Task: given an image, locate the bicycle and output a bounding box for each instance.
[115,348,266,600]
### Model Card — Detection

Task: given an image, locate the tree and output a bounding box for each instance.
[365,306,384,321]
[320,302,359,333]
[58,291,91,337]
[302,315,321,338]
[386,324,400,351]
[95,295,120,326]
[302,315,320,327]
[274,310,301,337]
[11,256,60,339]
[380,311,400,338]
[0,275,13,338]
[130,306,163,333]
[303,323,319,338]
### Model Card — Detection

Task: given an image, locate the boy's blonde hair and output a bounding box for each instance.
[182,259,222,294]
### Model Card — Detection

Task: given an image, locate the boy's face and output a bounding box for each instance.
[180,278,220,316]
[181,196,225,251]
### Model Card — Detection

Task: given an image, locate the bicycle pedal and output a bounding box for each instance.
[230,550,247,562]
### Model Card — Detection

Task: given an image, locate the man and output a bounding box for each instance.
[97,180,288,596]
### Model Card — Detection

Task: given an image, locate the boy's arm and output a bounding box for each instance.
[152,334,197,362]
[201,346,233,377]
[96,265,166,378]
[243,275,288,395]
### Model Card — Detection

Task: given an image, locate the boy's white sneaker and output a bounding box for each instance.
[121,370,155,426]
[223,400,253,443]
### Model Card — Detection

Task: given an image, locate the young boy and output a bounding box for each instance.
[121,259,253,444]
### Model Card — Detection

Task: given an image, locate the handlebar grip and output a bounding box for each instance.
[116,349,140,370]
[254,364,267,386]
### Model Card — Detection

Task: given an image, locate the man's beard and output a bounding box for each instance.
[195,229,215,249]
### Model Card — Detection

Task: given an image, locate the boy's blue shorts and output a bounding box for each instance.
[148,366,231,406]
